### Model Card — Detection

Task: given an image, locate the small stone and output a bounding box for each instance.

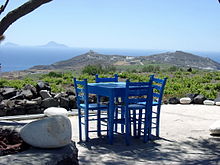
[193,94,206,104]
[168,97,180,104]
[203,100,215,105]
[180,97,192,104]
[20,115,72,148]
[210,120,220,135]
[214,97,220,103]
[44,107,68,117]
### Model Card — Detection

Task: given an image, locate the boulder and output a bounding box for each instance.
[203,100,215,105]
[41,98,59,108]
[60,97,69,109]
[0,95,3,102]
[39,90,52,99]
[168,97,180,104]
[32,97,42,104]
[180,97,192,104]
[209,120,220,135]
[23,84,37,96]
[36,81,51,92]
[44,107,68,117]
[69,95,77,109]
[20,89,33,99]
[20,115,72,148]
[54,93,62,99]
[66,88,75,96]
[2,88,17,99]
[193,94,206,104]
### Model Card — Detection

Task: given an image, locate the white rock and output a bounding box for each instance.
[44,107,68,117]
[203,100,215,105]
[180,97,192,104]
[215,102,220,106]
[20,115,72,148]
[209,120,220,135]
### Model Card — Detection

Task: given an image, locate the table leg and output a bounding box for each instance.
[108,96,115,144]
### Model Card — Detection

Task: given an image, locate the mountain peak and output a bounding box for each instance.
[41,41,68,48]
[2,42,19,47]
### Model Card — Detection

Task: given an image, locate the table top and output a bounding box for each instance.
[88,82,126,88]
[88,82,126,97]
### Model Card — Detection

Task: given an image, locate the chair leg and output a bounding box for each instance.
[114,107,118,133]
[137,109,143,138]
[143,108,150,143]
[121,107,125,134]
[156,105,161,137]
[78,108,82,142]
[133,109,137,137]
[97,109,101,137]
[125,109,131,145]
[85,109,89,142]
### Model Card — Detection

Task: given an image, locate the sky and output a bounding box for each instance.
[1,0,220,51]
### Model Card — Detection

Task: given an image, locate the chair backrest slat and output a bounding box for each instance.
[95,74,118,83]
[153,84,162,91]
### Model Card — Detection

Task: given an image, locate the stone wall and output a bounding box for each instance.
[0,82,77,116]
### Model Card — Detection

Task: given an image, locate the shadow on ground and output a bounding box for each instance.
[78,135,220,165]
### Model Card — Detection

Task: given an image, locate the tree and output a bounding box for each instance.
[0,0,52,41]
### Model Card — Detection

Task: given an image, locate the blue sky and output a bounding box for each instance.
[1,0,220,51]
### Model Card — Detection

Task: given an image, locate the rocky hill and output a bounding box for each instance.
[30,50,220,71]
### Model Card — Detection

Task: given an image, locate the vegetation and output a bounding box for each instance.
[1,66,220,100]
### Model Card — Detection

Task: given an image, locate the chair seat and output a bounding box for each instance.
[138,101,159,106]
[128,104,146,109]
[80,103,108,109]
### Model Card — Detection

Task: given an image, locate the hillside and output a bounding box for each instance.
[30,50,220,71]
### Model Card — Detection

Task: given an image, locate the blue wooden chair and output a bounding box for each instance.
[73,78,108,142]
[117,79,153,145]
[139,75,167,137]
[151,75,167,137]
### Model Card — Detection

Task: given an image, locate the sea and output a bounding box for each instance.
[0,46,220,72]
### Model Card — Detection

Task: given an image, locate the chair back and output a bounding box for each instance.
[95,74,118,83]
[73,78,89,108]
[150,75,168,105]
[125,79,153,106]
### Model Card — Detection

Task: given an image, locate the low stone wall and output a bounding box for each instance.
[0,141,78,165]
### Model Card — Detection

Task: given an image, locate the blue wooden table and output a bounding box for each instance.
[88,82,126,144]
[88,82,153,144]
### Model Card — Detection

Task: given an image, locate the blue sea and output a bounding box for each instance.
[0,46,220,72]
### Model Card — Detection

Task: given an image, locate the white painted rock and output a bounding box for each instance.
[44,107,68,117]
[20,115,72,148]
[215,102,220,106]
[209,120,220,135]
[180,97,192,104]
[203,100,215,105]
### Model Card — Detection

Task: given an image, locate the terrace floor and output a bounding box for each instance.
[70,104,220,165]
